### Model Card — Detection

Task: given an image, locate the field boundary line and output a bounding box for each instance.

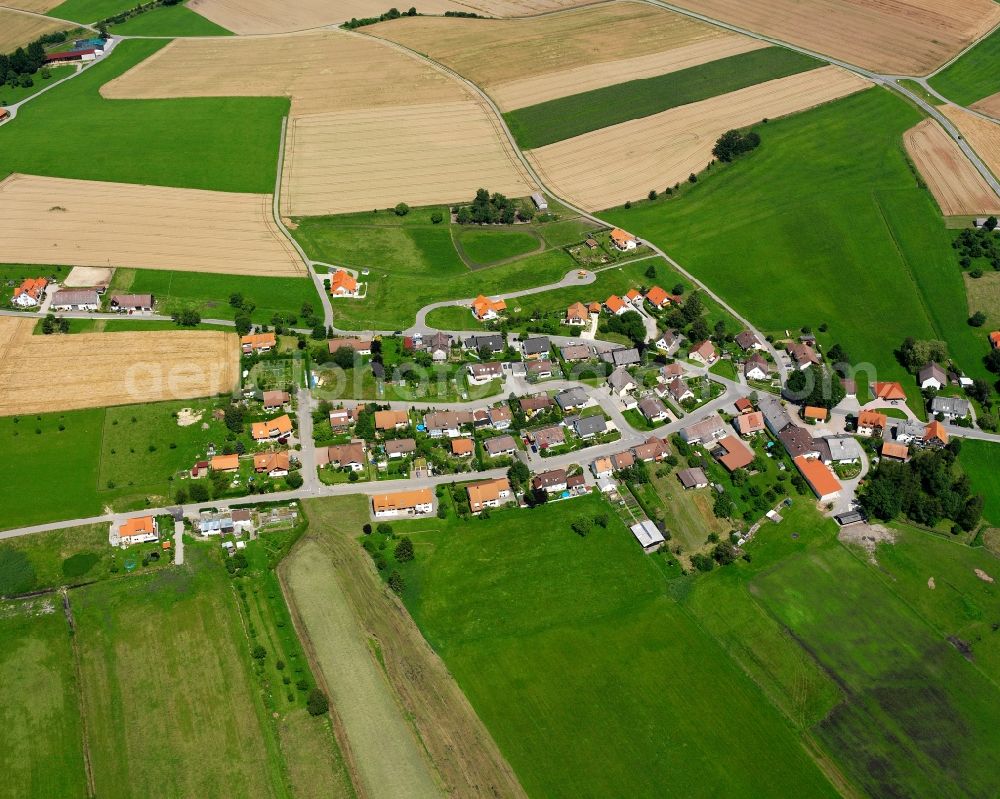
[62,588,97,798]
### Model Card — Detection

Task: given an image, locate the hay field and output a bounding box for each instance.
[281,100,537,216]
[903,119,1000,216]
[0,174,304,276]
[974,93,1000,119]
[371,2,762,109]
[1,0,61,12]
[527,66,870,211]
[102,30,465,117]
[940,105,1000,183]
[0,8,68,53]
[0,317,239,415]
[667,0,1000,74]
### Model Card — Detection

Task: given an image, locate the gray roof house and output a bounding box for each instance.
[638,395,669,422]
[521,336,551,358]
[930,396,970,419]
[463,333,505,353]
[570,414,608,439]
[818,435,863,463]
[601,347,641,367]
[680,415,728,445]
[677,467,709,489]
[484,435,518,456]
[555,386,590,411]
[918,362,948,389]
[758,394,793,436]
[560,343,592,362]
[607,367,636,396]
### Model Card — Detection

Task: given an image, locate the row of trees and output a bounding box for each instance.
[343,6,417,29]
[455,189,533,225]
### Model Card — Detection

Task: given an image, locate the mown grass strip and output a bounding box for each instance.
[505,47,821,149]
[928,27,1000,106]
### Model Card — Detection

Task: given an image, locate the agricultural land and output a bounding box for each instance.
[929,27,1000,109]
[0,8,69,53]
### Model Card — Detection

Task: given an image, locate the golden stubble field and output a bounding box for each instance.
[667,0,1000,74]
[972,93,1000,120]
[105,31,537,216]
[0,0,61,13]
[0,8,68,53]
[904,119,1000,217]
[371,1,765,109]
[526,66,871,211]
[939,105,1000,185]
[0,317,239,415]
[0,174,304,276]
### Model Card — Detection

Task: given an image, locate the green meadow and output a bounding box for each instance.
[506,48,820,149]
[0,39,287,192]
[606,87,989,386]
[49,0,144,22]
[455,228,541,265]
[960,439,1000,525]
[0,66,74,107]
[928,28,1000,106]
[110,3,231,36]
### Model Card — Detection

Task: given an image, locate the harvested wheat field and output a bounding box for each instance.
[1,0,61,13]
[0,317,239,415]
[940,105,1000,183]
[527,66,870,211]
[281,100,537,215]
[102,30,464,117]
[0,8,68,53]
[973,92,1000,120]
[904,119,1000,216]
[0,174,304,276]
[371,1,764,109]
[669,0,1000,75]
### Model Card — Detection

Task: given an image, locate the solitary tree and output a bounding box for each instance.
[394,536,415,562]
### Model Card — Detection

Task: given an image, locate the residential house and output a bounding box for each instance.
[715,435,754,471]
[918,362,948,390]
[930,396,970,420]
[114,516,158,548]
[231,509,254,534]
[560,343,592,362]
[734,397,753,414]
[467,478,514,513]
[803,405,827,423]
[11,277,48,307]
[632,436,668,462]
[609,228,638,251]
[329,269,359,297]
[532,425,566,449]
[520,394,554,416]
[895,418,927,445]
[526,359,555,379]
[735,330,763,350]
[638,395,669,423]
[990,331,1000,349]
[328,337,372,356]
[924,420,949,448]
[645,286,670,309]
[262,390,290,411]
[375,409,410,431]
[323,442,366,472]
[254,450,291,477]
[521,336,551,359]
[451,437,475,457]
[464,333,505,355]
[569,414,607,439]
[817,436,862,464]
[779,425,820,459]
[50,289,98,311]
[689,340,718,365]
[591,457,614,478]
[419,331,452,362]
[241,332,276,354]
[611,450,635,471]
[661,362,685,381]
[680,414,728,445]
[666,377,693,404]
[604,295,628,315]
[857,409,888,437]
[587,301,602,314]
[744,353,771,381]
[565,473,586,493]
[789,342,821,370]
[372,488,434,517]
[555,386,591,412]
[871,381,906,401]
[110,294,153,314]
[734,411,765,437]
[677,467,709,489]
[532,469,568,493]
[198,512,234,537]
[210,453,240,472]
[487,405,513,429]
[565,302,590,326]
[467,361,504,385]
[384,438,416,459]
[251,414,293,441]
[631,520,665,552]
[759,394,793,436]
[484,435,517,457]
[471,294,507,321]
[880,441,910,462]
[655,330,681,355]
[601,347,641,367]
[625,288,643,305]
[794,455,842,502]
[423,410,474,438]
[607,367,636,397]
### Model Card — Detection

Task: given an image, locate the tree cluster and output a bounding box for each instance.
[896,337,948,374]
[783,364,845,409]
[455,189,526,225]
[953,224,1000,277]
[712,129,761,163]
[1,34,64,87]
[343,6,416,28]
[603,310,646,348]
[859,444,983,530]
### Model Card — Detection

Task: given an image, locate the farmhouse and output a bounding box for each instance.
[677,467,709,489]
[323,442,366,471]
[11,277,47,308]
[467,477,513,514]
[607,367,636,397]
[531,192,548,211]
[816,436,862,464]
[520,394,553,416]
[880,441,910,462]
[251,414,293,441]
[779,425,821,459]
[375,409,410,431]
[484,434,517,457]
[609,228,638,251]
[895,418,927,445]
[857,409,888,437]
[262,390,290,411]
[384,438,416,459]
[630,520,665,552]
[930,396,970,420]
[604,295,628,315]
[924,420,949,448]
[758,394,793,436]
[645,286,670,309]
[50,289,99,312]
[372,488,434,518]
[526,359,554,379]
[521,336,550,359]
[45,48,98,63]
[329,269,359,297]
[745,353,771,381]
[464,333,505,354]
[532,469,568,493]
[680,415,727,446]
[451,437,475,457]
[210,453,240,472]
[689,340,718,365]
[467,361,504,385]
[715,435,754,471]
[472,294,507,321]
[328,337,372,356]
[638,395,669,423]
[735,330,763,350]
[113,516,158,548]
[871,381,906,401]
[789,342,820,370]
[565,302,590,326]
[199,512,234,536]
[918,362,948,390]
[423,410,474,438]
[532,425,565,449]
[666,377,693,404]
[734,411,765,437]
[254,449,291,476]
[241,332,276,353]
[793,455,842,502]
[560,343,592,362]
[110,294,154,314]
[555,386,590,411]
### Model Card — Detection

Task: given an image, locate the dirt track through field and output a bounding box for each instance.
[667,0,1000,74]
[904,119,1000,216]
[527,65,870,211]
[371,1,762,109]
[0,8,68,53]
[0,174,304,276]
[0,317,239,415]
[940,105,1000,185]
